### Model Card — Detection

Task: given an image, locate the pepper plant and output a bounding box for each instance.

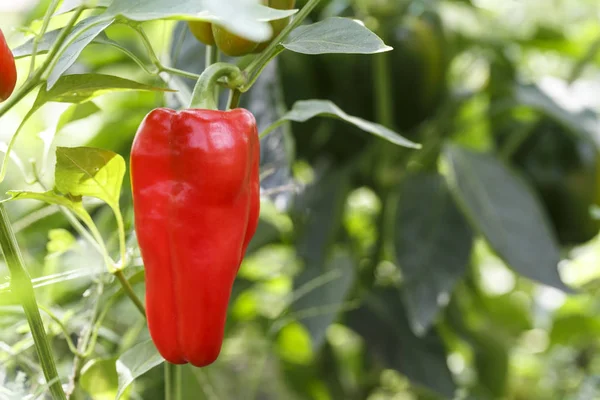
[2,0,600,399]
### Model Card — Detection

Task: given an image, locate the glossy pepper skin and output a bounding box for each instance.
[0,29,17,102]
[130,108,260,367]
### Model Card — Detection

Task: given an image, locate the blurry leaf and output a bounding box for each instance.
[442,145,568,291]
[57,102,101,132]
[46,229,76,256]
[47,16,116,88]
[514,84,599,147]
[570,376,600,400]
[394,172,473,335]
[293,250,356,351]
[550,314,600,346]
[104,0,298,42]
[346,288,456,398]
[283,17,392,55]
[273,100,419,148]
[55,147,125,209]
[34,74,171,108]
[116,339,164,399]
[470,330,508,398]
[277,322,315,365]
[80,357,126,400]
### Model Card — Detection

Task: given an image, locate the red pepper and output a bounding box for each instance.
[0,29,17,102]
[130,108,260,367]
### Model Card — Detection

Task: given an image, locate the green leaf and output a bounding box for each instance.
[47,16,116,89]
[273,100,419,148]
[292,250,356,351]
[11,21,112,59]
[283,17,393,55]
[4,190,88,220]
[80,357,125,400]
[34,74,170,109]
[441,145,569,291]
[116,339,164,400]
[345,288,456,398]
[394,172,473,335]
[103,0,298,42]
[55,147,125,209]
[46,229,76,256]
[57,102,101,132]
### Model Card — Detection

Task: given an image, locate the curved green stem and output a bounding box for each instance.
[189,63,246,109]
[0,205,66,400]
[115,270,146,317]
[227,89,242,110]
[159,65,201,80]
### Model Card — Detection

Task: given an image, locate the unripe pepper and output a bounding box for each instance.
[187,0,295,56]
[131,107,260,367]
[0,29,17,102]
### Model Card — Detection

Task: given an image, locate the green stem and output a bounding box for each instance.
[227,89,242,110]
[189,63,246,109]
[205,45,218,70]
[29,0,61,77]
[243,0,323,90]
[159,65,201,80]
[174,365,182,400]
[0,205,66,400]
[165,363,173,400]
[115,270,146,317]
[373,52,394,128]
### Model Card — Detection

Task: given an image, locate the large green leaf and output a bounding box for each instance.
[283,17,392,55]
[394,172,473,335]
[267,100,419,148]
[103,0,297,42]
[345,288,456,398]
[442,145,568,291]
[34,74,171,108]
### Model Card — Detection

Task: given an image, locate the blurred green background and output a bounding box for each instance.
[1,0,600,399]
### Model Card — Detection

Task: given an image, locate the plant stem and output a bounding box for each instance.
[0,205,66,400]
[243,0,323,90]
[29,0,61,77]
[189,63,246,109]
[115,270,146,317]
[373,52,394,128]
[159,65,201,80]
[165,363,173,400]
[227,89,241,109]
[205,45,218,69]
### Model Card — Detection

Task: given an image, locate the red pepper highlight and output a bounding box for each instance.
[131,108,260,367]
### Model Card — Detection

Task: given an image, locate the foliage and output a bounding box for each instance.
[0,0,600,399]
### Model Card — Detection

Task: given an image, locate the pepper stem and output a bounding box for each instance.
[189,63,246,110]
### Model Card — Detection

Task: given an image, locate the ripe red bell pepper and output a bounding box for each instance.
[130,108,260,367]
[0,29,17,102]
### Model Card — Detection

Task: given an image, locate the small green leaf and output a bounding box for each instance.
[57,102,101,132]
[116,339,164,400]
[271,100,419,148]
[441,145,569,291]
[55,147,125,209]
[34,74,171,109]
[104,0,298,42]
[283,17,392,55]
[5,190,87,217]
[46,229,76,256]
